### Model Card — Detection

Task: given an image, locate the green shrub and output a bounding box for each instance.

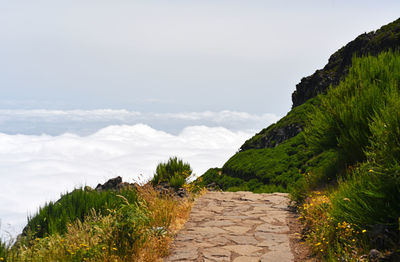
[306,51,400,167]
[25,188,138,239]
[111,198,150,257]
[368,85,400,165]
[169,174,186,191]
[151,157,192,188]
[331,163,400,230]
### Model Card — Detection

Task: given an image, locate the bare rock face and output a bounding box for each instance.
[292,18,400,108]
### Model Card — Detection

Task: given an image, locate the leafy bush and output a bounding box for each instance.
[368,85,400,165]
[331,163,400,229]
[111,197,151,257]
[306,51,400,167]
[169,174,186,191]
[25,187,138,239]
[299,51,400,258]
[151,157,192,189]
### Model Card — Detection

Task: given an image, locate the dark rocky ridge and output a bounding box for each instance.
[292,17,400,108]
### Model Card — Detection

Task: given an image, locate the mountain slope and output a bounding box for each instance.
[243,18,400,152]
[292,17,400,108]
[198,17,400,194]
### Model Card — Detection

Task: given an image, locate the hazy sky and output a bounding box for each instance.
[1,1,399,115]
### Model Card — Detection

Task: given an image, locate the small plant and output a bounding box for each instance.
[151,157,192,190]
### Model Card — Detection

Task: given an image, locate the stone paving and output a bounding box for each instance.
[165,191,294,262]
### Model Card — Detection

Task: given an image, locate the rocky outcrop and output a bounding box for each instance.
[292,17,400,108]
[95,176,138,191]
[240,18,400,151]
[153,181,188,198]
[240,123,303,150]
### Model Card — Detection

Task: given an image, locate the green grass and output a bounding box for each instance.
[331,163,400,229]
[223,133,308,187]
[299,51,400,259]
[151,157,192,190]
[25,187,138,239]
[240,97,320,150]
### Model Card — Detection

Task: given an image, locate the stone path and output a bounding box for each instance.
[165,191,294,262]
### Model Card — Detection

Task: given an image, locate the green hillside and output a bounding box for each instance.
[198,18,400,195]
[198,18,400,259]
[199,50,400,260]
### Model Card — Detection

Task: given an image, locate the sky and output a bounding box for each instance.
[1,1,399,114]
[1,0,400,238]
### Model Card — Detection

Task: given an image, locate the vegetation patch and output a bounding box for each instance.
[0,158,197,262]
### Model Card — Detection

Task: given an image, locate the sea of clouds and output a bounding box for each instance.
[0,109,279,135]
[0,109,279,239]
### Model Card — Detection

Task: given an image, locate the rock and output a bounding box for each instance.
[84,186,93,191]
[175,187,188,198]
[206,182,220,191]
[233,256,260,262]
[167,247,198,261]
[240,123,304,150]
[222,245,263,256]
[154,181,173,195]
[292,18,400,108]
[96,176,122,191]
[223,225,251,234]
[369,249,382,262]
[95,176,138,191]
[368,224,397,250]
[203,247,231,261]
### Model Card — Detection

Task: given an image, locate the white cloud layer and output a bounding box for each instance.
[0,109,280,135]
[0,124,253,238]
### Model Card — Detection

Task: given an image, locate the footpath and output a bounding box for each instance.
[165,191,296,262]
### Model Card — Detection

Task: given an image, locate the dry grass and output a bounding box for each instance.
[132,184,194,262]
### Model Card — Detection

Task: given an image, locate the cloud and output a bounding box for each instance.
[0,124,252,238]
[0,109,280,135]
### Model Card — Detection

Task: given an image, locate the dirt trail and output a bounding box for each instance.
[165,191,295,262]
